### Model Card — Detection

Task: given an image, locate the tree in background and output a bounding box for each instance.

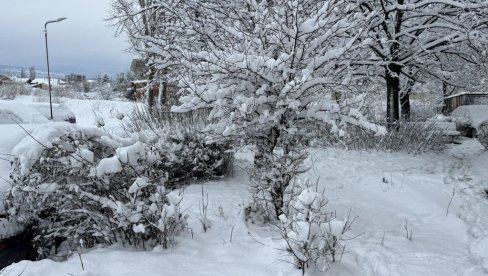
[110,0,165,108]
[29,66,36,80]
[96,73,111,85]
[356,0,488,123]
[19,68,26,78]
[113,72,129,92]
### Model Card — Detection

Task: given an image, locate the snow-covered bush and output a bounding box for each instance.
[112,0,384,224]
[346,121,446,154]
[0,83,31,99]
[478,121,488,149]
[279,180,355,274]
[122,104,233,180]
[247,148,308,223]
[4,125,217,258]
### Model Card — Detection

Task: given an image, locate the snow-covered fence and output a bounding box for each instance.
[443,93,488,114]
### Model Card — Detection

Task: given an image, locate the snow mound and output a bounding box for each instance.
[452,105,488,129]
[0,100,49,124]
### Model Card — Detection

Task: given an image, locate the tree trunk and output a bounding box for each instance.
[146,65,155,108]
[385,64,400,127]
[160,81,167,106]
[400,92,410,120]
[400,79,413,120]
[252,127,284,219]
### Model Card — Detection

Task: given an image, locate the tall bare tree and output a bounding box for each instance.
[357,0,488,123]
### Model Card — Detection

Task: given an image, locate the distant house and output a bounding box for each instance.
[29,82,50,90]
[443,92,488,113]
[0,75,13,85]
[26,79,53,90]
[65,74,86,84]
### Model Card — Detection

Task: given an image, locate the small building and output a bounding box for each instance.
[65,74,86,84]
[443,92,488,113]
[0,75,13,85]
[29,82,50,90]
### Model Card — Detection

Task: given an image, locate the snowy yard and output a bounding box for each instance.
[1,97,488,276]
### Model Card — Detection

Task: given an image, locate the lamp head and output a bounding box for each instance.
[56,17,67,22]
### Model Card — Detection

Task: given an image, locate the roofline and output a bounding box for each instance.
[444,92,488,99]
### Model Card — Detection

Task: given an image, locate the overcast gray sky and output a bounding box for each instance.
[0,0,134,76]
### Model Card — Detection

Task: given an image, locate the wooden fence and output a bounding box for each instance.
[443,93,488,113]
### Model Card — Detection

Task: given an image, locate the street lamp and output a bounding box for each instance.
[44,17,67,120]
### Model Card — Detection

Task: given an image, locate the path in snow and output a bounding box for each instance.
[444,139,488,274]
[305,145,488,276]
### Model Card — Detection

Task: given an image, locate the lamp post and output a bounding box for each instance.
[44,17,67,120]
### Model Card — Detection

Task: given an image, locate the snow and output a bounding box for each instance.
[128,177,149,194]
[2,97,488,275]
[116,141,146,166]
[0,100,49,124]
[133,223,146,234]
[95,155,123,177]
[11,122,78,176]
[452,105,488,129]
[26,102,76,123]
[444,92,488,99]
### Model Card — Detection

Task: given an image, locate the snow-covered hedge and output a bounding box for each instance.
[345,121,446,153]
[0,83,32,100]
[4,123,230,258]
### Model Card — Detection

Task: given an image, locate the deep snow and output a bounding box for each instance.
[1,96,488,275]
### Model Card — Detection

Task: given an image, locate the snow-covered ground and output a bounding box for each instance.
[1,96,488,275]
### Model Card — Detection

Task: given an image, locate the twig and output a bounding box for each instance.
[10,118,48,149]
[77,239,85,271]
[247,231,265,245]
[0,175,12,185]
[446,188,456,216]
[0,156,12,162]
[229,224,235,243]
[404,219,413,241]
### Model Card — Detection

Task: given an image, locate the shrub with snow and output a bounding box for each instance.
[112,0,383,225]
[279,180,355,274]
[247,148,308,223]
[2,124,234,258]
[345,121,446,153]
[0,83,32,100]
[478,121,488,150]
[121,104,233,181]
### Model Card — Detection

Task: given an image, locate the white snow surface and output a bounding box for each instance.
[452,105,488,129]
[1,97,488,275]
[0,100,49,124]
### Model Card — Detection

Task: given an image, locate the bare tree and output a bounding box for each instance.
[29,66,36,80]
[356,0,488,123]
